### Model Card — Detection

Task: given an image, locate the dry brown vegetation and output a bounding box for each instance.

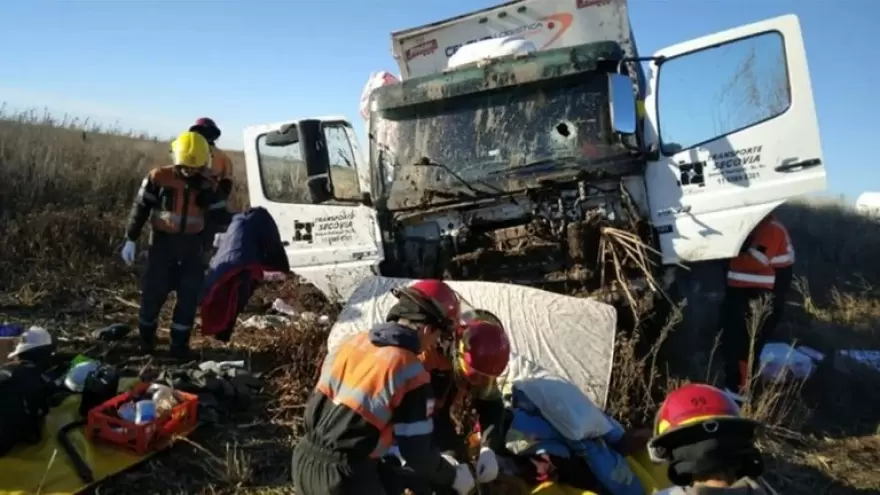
[1,108,879,494]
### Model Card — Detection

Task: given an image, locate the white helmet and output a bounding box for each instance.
[8,326,53,359]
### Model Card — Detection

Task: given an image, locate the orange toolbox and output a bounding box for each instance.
[85,382,199,455]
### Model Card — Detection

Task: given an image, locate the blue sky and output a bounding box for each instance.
[0,0,874,201]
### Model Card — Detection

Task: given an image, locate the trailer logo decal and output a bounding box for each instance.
[677,161,706,187]
[406,39,438,61]
[294,221,314,243]
[444,13,573,58]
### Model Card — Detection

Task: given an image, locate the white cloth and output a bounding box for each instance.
[327,276,617,408]
[476,447,499,483]
[121,240,136,265]
[443,454,476,495]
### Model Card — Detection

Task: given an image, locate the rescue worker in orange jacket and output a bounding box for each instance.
[409,284,509,456]
[387,301,511,494]
[291,281,476,495]
[719,213,795,397]
[649,383,769,494]
[121,131,231,359]
[188,117,234,245]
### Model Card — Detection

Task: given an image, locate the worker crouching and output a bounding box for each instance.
[121,131,231,359]
[649,383,769,494]
[291,281,476,495]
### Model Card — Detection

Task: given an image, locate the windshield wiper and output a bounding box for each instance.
[488,156,582,178]
[414,157,507,198]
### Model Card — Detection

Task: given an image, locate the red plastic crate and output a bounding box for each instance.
[86,382,199,455]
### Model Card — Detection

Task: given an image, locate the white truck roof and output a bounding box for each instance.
[390,0,639,80]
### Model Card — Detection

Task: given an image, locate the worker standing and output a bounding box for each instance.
[719,213,795,398]
[648,383,770,494]
[291,280,476,495]
[121,131,230,359]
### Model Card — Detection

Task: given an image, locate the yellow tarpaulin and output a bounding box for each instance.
[0,378,170,495]
[502,449,672,495]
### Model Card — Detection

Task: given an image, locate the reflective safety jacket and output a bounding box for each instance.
[727,215,794,290]
[125,165,228,240]
[210,146,234,181]
[302,323,457,486]
[419,343,506,452]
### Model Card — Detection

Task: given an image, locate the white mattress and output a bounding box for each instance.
[327,276,618,408]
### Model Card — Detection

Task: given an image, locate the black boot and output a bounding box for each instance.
[138,327,157,354]
[169,327,191,361]
[169,343,190,361]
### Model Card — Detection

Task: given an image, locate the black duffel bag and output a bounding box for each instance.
[0,361,52,457]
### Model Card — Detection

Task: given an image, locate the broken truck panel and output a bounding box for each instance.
[390,0,641,82]
[373,41,623,110]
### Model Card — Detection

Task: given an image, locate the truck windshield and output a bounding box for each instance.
[372,73,617,210]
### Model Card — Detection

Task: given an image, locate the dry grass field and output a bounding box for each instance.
[1,109,879,494]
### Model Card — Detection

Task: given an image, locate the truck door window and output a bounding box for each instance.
[256,129,308,204]
[657,31,789,155]
[322,124,361,201]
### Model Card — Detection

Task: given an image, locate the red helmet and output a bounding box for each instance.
[191,117,221,142]
[654,383,745,436]
[408,279,461,325]
[457,319,510,385]
[649,383,758,461]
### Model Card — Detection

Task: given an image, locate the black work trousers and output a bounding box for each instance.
[138,232,205,349]
[292,440,388,495]
[718,286,778,392]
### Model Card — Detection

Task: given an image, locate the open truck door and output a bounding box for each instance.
[644,14,825,264]
[243,118,383,300]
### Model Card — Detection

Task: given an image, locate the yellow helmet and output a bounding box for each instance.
[170,131,211,168]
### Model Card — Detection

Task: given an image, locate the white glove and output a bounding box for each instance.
[443,454,475,495]
[121,241,136,266]
[212,233,224,248]
[476,447,499,483]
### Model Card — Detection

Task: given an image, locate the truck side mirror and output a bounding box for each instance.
[297,119,335,204]
[608,73,637,136]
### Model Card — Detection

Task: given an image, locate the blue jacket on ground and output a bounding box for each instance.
[200,207,289,337]
[506,390,645,495]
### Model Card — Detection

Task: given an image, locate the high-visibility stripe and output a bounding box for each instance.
[727,271,775,288]
[393,418,434,437]
[317,360,427,428]
[770,251,794,266]
[153,211,205,234]
[208,199,227,211]
[747,248,770,266]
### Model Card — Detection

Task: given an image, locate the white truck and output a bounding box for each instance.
[242,0,826,362]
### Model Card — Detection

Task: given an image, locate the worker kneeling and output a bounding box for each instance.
[649,383,769,494]
[291,281,477,495]
[385,300,511,495]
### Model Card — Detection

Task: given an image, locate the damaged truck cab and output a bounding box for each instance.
[242,0,826,338]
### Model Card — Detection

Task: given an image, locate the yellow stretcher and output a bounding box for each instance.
[0,378,192,495]
[502,450,673,495]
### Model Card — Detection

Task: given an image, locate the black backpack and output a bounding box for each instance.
[0,361,52,457]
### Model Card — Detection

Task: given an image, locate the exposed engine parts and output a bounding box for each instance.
[386,179,656,305]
